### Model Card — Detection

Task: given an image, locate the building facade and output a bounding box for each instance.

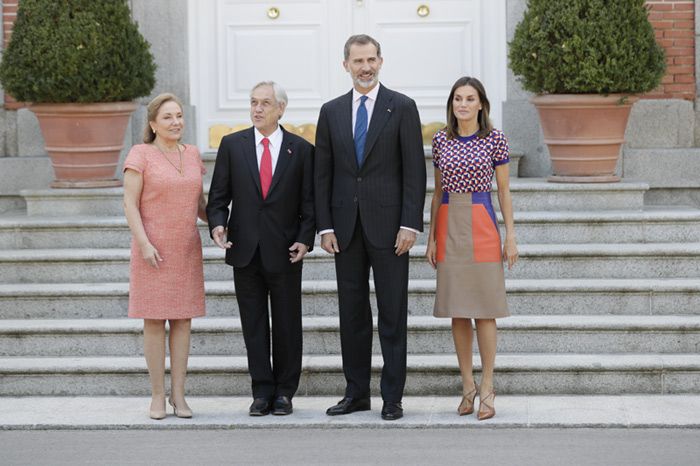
[1,0,699,208]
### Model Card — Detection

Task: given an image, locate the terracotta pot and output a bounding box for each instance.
[531,94,638,183]
[30,102,138,188]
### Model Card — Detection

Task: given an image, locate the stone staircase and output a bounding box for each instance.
[1,150,700,399]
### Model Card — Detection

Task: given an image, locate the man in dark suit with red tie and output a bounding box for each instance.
[207,81,315,416]
[315,35,426,420]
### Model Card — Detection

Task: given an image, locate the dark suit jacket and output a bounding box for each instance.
[314,84,426,250]
[207,126,315,274]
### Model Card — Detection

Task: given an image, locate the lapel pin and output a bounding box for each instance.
[387,108,392,113]
[287,148,292,154]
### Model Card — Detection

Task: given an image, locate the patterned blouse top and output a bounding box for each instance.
[432,128,510,193]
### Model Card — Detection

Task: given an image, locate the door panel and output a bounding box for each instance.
[189,0,506,151]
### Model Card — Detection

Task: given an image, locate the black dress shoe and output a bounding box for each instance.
[249,397,272,416]
[326,397,371,416]
[381,401,403,420]
[272,395,293,415]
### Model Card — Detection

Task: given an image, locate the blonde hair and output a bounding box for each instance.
[143,93,184,143]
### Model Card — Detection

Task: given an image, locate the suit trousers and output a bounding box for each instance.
[233,248,303,399]
[334,216,409,402]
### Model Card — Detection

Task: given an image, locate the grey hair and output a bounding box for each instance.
[343,34,381,60]
[251,81,288,106]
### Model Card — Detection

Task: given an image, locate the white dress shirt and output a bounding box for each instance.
[254,125,283,173]
[352,83,380,136]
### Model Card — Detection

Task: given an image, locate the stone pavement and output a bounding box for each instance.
[2,395,700,430]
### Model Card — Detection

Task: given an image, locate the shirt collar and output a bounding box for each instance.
[254,125,283,147]
[352,82,381,103]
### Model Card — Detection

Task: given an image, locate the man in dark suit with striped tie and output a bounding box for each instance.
[314,34,426,420]
[207,82,315,417]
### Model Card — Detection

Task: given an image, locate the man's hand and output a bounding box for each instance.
[394,229,416,256]
[320,232,340,254]
[289,242,309,263]
[212,226,232,249]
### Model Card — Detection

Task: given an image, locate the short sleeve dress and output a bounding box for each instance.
[123,143,206,320]
[431,128,510,319]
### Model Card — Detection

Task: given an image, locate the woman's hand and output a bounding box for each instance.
[426,238,437,269]
[503,234,518,270]
[141,242,163,269]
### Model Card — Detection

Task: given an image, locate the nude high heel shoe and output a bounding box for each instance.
[149,397,166,420]
[169,397,193,418]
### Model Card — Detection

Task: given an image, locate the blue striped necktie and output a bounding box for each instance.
[354,95,369,167]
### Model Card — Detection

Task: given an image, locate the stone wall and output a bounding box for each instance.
[128,0,195,147]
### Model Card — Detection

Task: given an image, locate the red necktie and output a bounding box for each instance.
[260,137,272,199]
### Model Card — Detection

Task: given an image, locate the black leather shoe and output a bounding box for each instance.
[249,397,272,416]
[326,397,371,416]
[272,395,293,415]
[381,401,403,420]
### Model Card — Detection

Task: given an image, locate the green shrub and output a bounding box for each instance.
[509,0,666,94]
[0,0,156,102]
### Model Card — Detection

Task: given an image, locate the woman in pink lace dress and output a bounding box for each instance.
[123,93,207,420]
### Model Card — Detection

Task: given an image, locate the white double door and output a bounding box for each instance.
[189,0,507,151]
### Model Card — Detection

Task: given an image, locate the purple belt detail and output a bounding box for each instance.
[441,191,498,229]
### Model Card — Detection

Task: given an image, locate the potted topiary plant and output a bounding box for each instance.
[0,0,156,188]
[509,0,666,182]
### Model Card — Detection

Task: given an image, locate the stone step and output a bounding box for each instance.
[1,243,699,283]
[7,394,700,429]
[4,395,700,429]
[1,278,697,319]
[1,353,698,396]
[2,315,699,357]
[19,179,649,217]
[200,148,524,184]
[2,206,699,249]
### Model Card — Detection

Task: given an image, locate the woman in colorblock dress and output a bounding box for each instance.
[123,93,207,420]
[426,77,518,420]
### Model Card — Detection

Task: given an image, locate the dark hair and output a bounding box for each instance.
[445,76,493,139]
[343,34,381,61]
[143,93,184,143]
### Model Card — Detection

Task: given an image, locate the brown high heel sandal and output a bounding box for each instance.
[477,391,496,420]
[457,384,478,416]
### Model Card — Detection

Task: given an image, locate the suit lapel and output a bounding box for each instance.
[336,90,357,170]
[362,85,394,163]
[241,127,262,197]
[266,126,293,197]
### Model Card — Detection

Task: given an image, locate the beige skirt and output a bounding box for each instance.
[433,191,509,319]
